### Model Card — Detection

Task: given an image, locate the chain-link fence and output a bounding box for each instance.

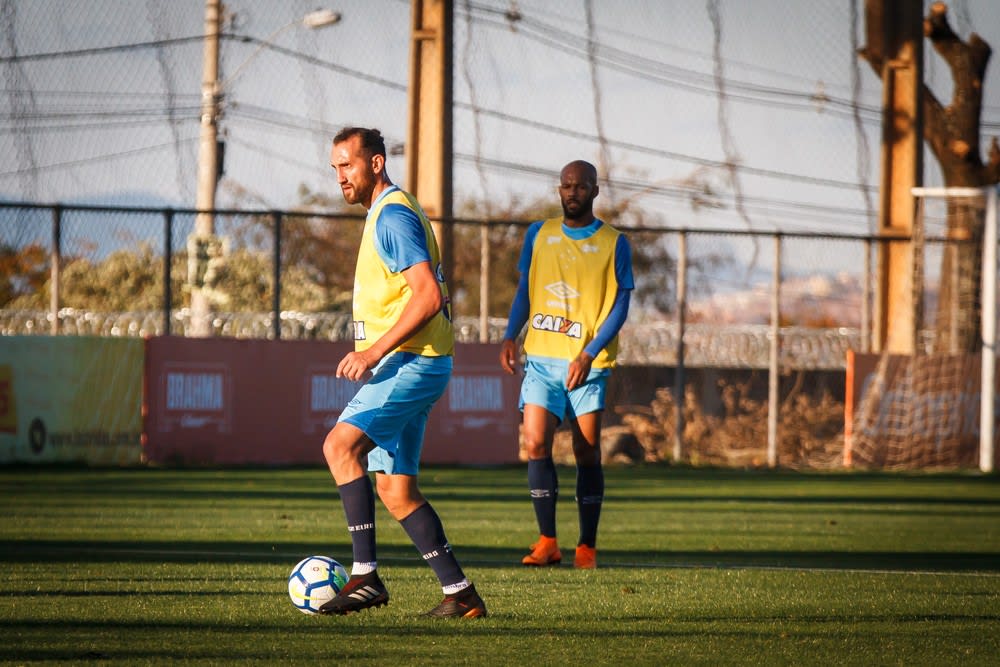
[2,199,994,469]
[0,199,870,360]
[3,0,998,469]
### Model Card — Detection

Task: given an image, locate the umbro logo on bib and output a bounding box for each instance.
[544,281,579,299]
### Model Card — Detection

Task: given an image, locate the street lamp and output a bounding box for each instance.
[190,2,340,336]
[225,9,342,87]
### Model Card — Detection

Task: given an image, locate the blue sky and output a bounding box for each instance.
[2,0,998,241]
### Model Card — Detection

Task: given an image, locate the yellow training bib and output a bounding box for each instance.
[352,189,454,357]
[523,218,621,368]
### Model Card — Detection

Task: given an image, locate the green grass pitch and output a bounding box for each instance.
[2,465,999,665]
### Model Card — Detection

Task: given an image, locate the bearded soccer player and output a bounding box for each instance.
[319,127,486,618]
[500,160,634,569]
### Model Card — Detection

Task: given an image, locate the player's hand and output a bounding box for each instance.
[336,349,377,382]
[500,339,519,375]
[566,352,594,391]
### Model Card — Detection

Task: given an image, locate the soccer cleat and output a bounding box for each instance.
[574,544,597,569]
[521,535,562,566]
[317,570,389,615]
[425,583,487,619]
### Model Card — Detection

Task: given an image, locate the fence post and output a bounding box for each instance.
[49,205,62,335]
[272,210,282,340]
[480,220,490,342]
[767,233,781,468]
[673,230,687,462]
[163,209,174,336]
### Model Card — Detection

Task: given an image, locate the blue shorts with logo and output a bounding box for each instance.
[519,357,609,423]
[338,351,452,475]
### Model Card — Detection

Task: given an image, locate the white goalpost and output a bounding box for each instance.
[849,185,997,472]
[911,186,997,473]
[981,185,997,472]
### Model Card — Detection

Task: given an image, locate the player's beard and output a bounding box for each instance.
[562,199,591,221]
[341,178,371,206]
[340,185,357,204]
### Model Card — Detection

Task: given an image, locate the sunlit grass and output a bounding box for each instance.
[1,466,999,665]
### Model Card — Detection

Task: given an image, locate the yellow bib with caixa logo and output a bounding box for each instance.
[524,217,621,368]
[352,188,454,357]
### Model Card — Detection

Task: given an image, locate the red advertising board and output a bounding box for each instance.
[143,337,521,466]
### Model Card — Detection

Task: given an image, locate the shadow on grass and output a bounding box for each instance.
[3,539,998,573]
[3,464,998,507]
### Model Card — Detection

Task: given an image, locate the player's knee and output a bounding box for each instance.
[522,434,551,459]
[322,430,355,466]
[573,441,602,466]
[376,484,422,519]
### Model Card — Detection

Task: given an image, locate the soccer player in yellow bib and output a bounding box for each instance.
[319,127,486,618]
[500,160,633,569]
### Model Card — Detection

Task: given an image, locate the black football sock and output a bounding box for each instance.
[399,502,467,588]
[338,475,377,567]
[576,463,604,548]
[528,457,559,538]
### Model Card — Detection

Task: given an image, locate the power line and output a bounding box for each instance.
[5,9,993,227]
[230,36,877,194]
[464,7,884,123]
[0,136,198,178]
[0,35,204,63]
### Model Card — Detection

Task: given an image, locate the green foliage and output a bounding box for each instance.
[6,243,185,311]
[2,467,999,665]
[62,244,163,310]
[4,234,347,314]
[0,178,733,319]
[211,247,333,313]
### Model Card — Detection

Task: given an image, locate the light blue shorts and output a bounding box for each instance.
[338,351,452,475]
[519,358,609,423]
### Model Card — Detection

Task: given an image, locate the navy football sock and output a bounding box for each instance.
[528,457,559,538]
[338,475,377,566]
[576,463,604,548]
[400,502,467,588]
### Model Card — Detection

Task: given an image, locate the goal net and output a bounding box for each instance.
[847,186,998,471]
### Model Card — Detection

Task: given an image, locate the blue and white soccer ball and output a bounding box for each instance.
[288,555,349,614]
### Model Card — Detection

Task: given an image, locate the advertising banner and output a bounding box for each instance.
[143,338,521,466]
[0,336,143,464]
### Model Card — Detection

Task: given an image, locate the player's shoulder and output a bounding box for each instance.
[523,219,546,243]
[600,221,631,247]
[594,218,622,234]
[377,200,421,231]
[529,219,548,232]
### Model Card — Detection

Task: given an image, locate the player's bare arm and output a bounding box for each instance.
[335,259,442,381]
[566,350,594,390]
[499,339,519,375]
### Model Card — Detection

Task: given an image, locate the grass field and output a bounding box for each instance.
[2,465,999,665]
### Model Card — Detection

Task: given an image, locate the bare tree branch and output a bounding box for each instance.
[923,2,994,184]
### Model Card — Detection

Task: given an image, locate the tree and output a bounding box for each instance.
[0,243,47,307]
[6,244,183,312]
[861,1,1000,351]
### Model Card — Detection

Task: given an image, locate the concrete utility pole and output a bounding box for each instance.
[868,0,924,353]
[190,0,222,337]
[190,3,340,337]
[407,0,454,288]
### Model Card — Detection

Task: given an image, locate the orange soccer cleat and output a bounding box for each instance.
[521,535,562,566]
[573,544,597,569]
